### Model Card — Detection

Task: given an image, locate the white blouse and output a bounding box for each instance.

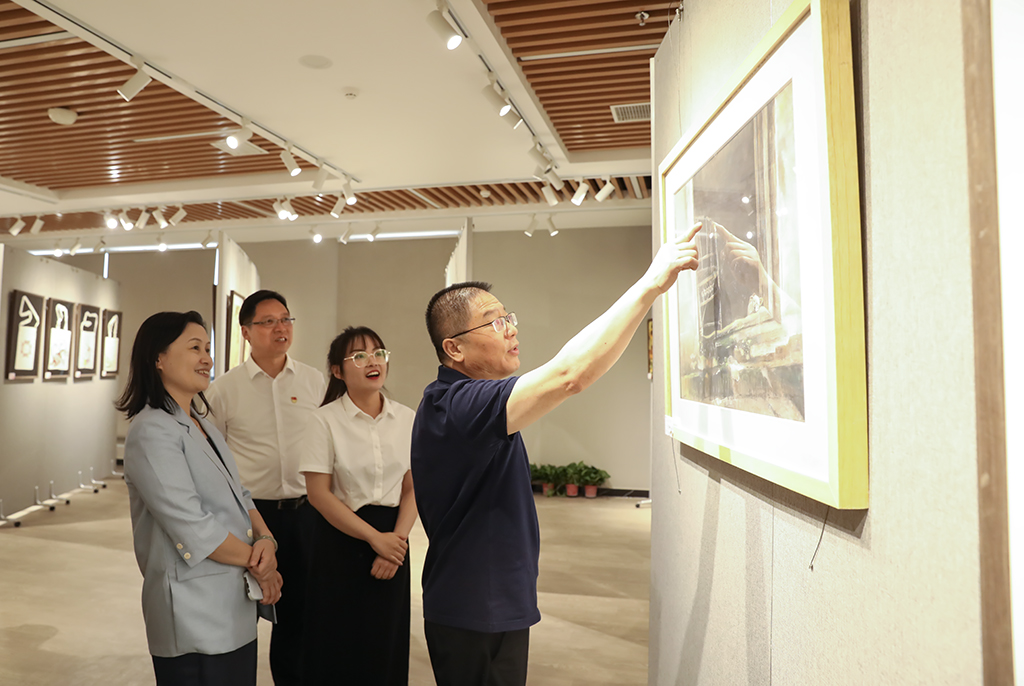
[298,393,415,512]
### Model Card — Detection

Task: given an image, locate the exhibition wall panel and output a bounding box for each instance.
[0,246,120,514]
[649,0,983,683]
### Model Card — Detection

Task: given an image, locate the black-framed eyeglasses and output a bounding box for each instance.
[247,317,296,328]
[342,348,390,368]
[446,312,517,339]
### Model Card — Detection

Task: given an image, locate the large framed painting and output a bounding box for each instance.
[658,0,867,508]
[74,304,101,379]
[5,290,43,380]
[224,290,250,374]
[43,298,75,380]
[100,309,122,378]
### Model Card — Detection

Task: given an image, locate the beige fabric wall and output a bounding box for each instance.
[649,1,983,684]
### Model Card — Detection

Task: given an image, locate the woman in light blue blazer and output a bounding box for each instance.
[117,311,282,686]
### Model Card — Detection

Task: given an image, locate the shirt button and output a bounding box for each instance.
[176,543,183,550]
[183,553,191,560]
[247,529,253,538]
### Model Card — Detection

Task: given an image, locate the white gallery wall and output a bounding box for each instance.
[0,246,120,514]
[649,0,983,683]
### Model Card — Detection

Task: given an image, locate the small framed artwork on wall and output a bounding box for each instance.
[658,0,867,508]
[5,290,44,380]
[224,290,249,374]
[43,298,75,380]
[75,304,101,379]
[101,309,122,378]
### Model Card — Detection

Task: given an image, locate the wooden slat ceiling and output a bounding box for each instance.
[0,175,653,234]
[485,0,674,152]
[0,2,313,190]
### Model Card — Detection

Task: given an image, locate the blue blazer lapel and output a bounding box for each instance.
[171,406,248,513]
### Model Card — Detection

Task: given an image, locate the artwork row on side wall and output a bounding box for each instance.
[5,289,121,381]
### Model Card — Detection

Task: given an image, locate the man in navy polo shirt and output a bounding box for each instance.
[412,223,701,686]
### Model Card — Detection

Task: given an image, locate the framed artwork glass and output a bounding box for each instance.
[658,0,867,508]
[101,309,122,378]
[43,298,75,380]
[74,304,101,378]
[5,290,43,380]
[224,290,250,373]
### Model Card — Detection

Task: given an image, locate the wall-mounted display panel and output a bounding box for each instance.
[101,309,121,378]
[75,304,101,379]
[658,0,867,508]
[43,298,75,380]
[5,290,43,380]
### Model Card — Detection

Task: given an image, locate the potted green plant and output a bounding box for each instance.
[581,465,610,498]
[563,461,588,497]
[548,464,569,497]
[532,464,556,497]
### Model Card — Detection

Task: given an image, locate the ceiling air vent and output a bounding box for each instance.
[610,102,651,123]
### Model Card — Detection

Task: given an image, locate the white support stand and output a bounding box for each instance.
[49,480,71,506]
[110,458,123,479]
[79,471,99,493]
[34,485,56,511]
[0,499,22,528]
[90,467,107,489]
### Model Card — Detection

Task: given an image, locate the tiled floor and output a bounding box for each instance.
[0,479,651,685]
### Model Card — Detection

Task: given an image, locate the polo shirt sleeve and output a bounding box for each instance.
[297,412,335,475]
[446,376,519,441]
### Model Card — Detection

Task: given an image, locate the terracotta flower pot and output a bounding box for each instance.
[565,483,579,497]
[584,485,598,498]
[542,483,554,496]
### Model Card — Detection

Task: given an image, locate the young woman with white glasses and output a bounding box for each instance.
[299,326,417,685]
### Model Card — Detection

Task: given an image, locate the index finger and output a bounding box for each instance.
[677,221,702,243]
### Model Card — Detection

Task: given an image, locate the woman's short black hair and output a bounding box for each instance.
[238,290,288,326]
[115,311,211,419]
[322,326,387,406]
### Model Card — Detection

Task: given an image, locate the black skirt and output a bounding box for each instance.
[303,504,410,685]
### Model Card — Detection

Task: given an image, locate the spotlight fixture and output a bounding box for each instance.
[119,210,134,231]
[337,227,350,245]
[527,146,549,168]
[541,184,559,207]
[200,231,214,248]
[482,76,511,116]
[342,177,357,205]
[505,110,524,129]
[69,238,82,256]
[104,213,119,229]
[168,206,187,226]
[545,215,559,237]
[117,63,152,102]
[281,199,298,221]
[741,196,750,204]
[135,209,150,231]
[595,176,616,202]
[95,238,107,253]
[280,147,302,177]
[29,217,44,234]
[52,242,63,257]
[312,164,329,191]
[310,228,322,244]
[226,123,253,150]
[368,222,381,243]
[157,234,167,252]
[329,195,346,218]
[543,166,564,191]
[153,207,169,229]
[524,214,537,237]
[8,217,26,236]
[571,180,591,206]
[273,200,288,220]
[47,107,79,126]
[426,8,462,50]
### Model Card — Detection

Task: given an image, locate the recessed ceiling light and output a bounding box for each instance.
[47,107,78,126]
[299,54,333,69]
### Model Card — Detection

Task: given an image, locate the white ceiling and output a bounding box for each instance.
[1,0,654,246]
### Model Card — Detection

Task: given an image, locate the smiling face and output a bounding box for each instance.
[443,292,520,380]
[241,298,292,359]
[333,335,388,397]
[155,322,212,405]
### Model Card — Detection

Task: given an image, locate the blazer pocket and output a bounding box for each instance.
[175,557,233,582]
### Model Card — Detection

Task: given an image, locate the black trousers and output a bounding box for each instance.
[424,621,530,686]
[152,639,257,686]
[254,498,318,686]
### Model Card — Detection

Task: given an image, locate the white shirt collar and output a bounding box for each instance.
[244,354,296,379]
[340,392,395,420]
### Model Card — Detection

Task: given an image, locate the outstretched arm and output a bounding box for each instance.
[506,222,702,435]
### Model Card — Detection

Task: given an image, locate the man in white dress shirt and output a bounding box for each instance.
[206,290,327,686]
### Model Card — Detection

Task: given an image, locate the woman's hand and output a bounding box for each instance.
[370,555,399,580]
[248,538,278,582]
[369,531,408,566]
[258,571,283,605]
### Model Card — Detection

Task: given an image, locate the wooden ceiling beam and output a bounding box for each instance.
[500,12,669,38]
[485,0,631,15]
[514,36,662,57]
[505,24,667,49]
[520,51,655,72]
[494,0,674,26]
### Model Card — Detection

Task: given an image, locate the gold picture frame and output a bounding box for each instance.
[658,0,867,508]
